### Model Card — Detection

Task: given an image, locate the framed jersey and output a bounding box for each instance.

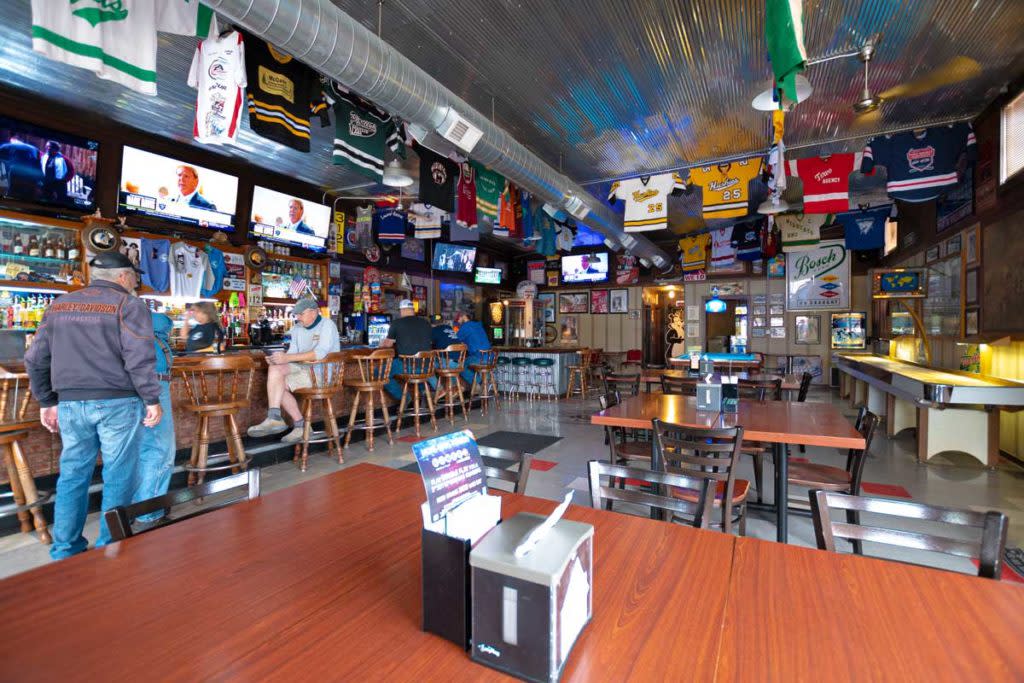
[607,172,685,232]
[687,158,763,219]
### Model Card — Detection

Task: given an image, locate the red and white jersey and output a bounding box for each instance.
[787,153,860,214]
[455,163,477,228]
[188,31,246,146]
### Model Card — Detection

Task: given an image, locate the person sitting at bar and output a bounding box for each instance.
[133,309,176,525]
[25,251,162,560]
[247,298,340,443]
[380,299,434,399]
[430,313,458,350]
[181,301,224,353]
[455,311,491,385]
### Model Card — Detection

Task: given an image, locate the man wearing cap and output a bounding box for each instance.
[248,298,340,442]
[26,251,163,560]
[380,299,434,399]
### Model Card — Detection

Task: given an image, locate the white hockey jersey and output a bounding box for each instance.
[608,172,686,232]
[188,31,247,145]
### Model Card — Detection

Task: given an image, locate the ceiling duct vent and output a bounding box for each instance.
[437,109,483,153]
[564,194,591,221]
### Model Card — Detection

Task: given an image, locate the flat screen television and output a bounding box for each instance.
[432,242,476,273]
[119,146,237,231]
[0,115,99,212]
[474,267,502,284]
[250,185,330,252]
[561,252,609,284]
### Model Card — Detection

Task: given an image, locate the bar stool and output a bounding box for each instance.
[531,357,558,401]
[395,350,438,437]
[289,352,348,472]
[0,366,50,543]
[496,355,513,399]
[176,355,255,485]
[434,344,469,424]
[511,357,534,400]
[343,349,395,452]
[468,349,500,415]
[565,347,592,400]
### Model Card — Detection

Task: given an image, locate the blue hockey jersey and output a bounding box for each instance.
[836,206,890,251]
[860,123,975,202]
[373,208,408,244]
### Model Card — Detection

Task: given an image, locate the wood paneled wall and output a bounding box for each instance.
[555,286,643,352]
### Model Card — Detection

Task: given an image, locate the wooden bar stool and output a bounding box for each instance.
[290,352,348,472]
[395,351,437,437]
[343,349,395,451]
[176,355,255,486]
[468,349,501,415]
[0,366,50,543]
[565,347,591,400]
[434,344,469,424]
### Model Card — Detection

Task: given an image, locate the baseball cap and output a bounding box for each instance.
[399,299,414,310]
[292,298,319,315]
[89,251,143,273]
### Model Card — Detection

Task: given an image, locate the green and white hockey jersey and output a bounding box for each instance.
[31,0,216,96]
[324,81,403,180]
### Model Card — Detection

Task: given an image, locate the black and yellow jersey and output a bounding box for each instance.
[687,158,763,219]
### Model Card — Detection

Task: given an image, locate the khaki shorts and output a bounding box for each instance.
[286,363,314,391]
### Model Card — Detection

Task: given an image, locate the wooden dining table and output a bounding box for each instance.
[591,394,865,542]
[2,463,1021,681]
[639,369,802,393]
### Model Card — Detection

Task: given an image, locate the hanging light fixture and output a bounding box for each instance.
[382,159,413,188]
[705,286,727,313]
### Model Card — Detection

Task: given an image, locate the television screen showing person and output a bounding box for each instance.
[171,165,217,210]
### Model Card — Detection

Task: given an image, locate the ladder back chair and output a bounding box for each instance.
[0,365,50,543]
[602,372,641,398]
[736,376,783,503]
[479,445,533,494]
[588,461,715,529]
[660,374,698,396]
[795,371,814,452]
[290,352,349,471]
[395,350,438,437]
[434,344,469,424]
[343,349,395,451]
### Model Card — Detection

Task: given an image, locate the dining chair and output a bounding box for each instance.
[479,445,533,494]
[603,372,641,397]
[660,374,697,396]
[809,489,1009,579]
[105,469,261,542]
[795,371,814,452]
[652,418,749,534]
[736,377,782,503]
[598,392,651,474]
[587,460,715,528]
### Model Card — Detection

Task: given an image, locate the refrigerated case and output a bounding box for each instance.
[504,298,543,346]
[367,314,391,347]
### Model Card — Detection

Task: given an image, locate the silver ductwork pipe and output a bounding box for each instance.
[204,0,672,268]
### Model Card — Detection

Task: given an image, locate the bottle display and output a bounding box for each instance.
[0,224,80,285]
[0,291,57,330]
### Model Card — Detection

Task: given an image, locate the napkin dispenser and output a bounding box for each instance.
[470,512,594,683]
[696,376,721,411]
[699,355,716,376]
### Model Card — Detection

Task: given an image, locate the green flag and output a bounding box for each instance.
[765,0,807,103]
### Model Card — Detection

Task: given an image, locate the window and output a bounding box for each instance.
[1001,89,1024,184]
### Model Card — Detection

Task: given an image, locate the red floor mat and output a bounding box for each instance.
[529,459,558,471]
[970,559,1024,584]
[860,482,912,498]
[788,457,809,463]
[397,435,428,443]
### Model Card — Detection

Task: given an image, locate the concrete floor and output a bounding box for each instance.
[2,387,1023,581]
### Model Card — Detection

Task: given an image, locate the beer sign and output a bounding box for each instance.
[786,240,850,311]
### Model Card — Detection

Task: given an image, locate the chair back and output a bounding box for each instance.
[661,374,697,396]
[624,349,642,363]
[292,351,348,393]
[355,348,394,383]
[176,354,255,408]
[474,349,499,368]
[435,344,468,372]
[587,460,715,528]
[737,377,782,401]
[809,490,1008,579]
[652,418,744,513]
[574,347,591,368]
[797,371,813,402]
[603,372,640,397]
[0,365,38,428]
[398,350,435,377]
[105,469,261,541]
[845,408,879,493]
[479,445,533,494]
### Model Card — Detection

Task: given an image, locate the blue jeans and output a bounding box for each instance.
[133,382,175,522]
[50,397,144,560]
[384,358,437,400]
[461,351,485,385]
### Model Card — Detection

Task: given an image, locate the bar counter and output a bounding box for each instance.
[492,346,582,395]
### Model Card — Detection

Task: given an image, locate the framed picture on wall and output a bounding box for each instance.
[965,267,979,305]
[609,289,628,313]
[559,292,588,314]
[537,292,555,322]
[590,289,609,314]
[965,308,980,336]
[926,245,941,263]
[770,327,786,338]
[794,315,821,345]
[945,233,962,258]
[964,224,981,267]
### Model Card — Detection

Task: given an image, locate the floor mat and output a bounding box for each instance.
[476,431,561,453]
[861,482,913,498]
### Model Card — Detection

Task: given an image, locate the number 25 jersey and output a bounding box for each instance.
[607,172,685,232]
[687,158,763,219]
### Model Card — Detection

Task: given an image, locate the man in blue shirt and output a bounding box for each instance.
[430,314,459,349]
[455,311,491,384]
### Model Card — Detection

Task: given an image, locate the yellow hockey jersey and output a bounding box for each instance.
[608,172,686,232]
[687,158,763,219]
[678,233,711,272]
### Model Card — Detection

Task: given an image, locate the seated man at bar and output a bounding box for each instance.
[248,298,340,442]
[380,299,434,399]
[430,313,458,350]
[455,311,491,385]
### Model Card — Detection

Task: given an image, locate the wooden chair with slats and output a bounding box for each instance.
[598,392,652,480]
[290,352,348,472]
[602,372,641,398]
[176,354,255,485]
[395,350,438,437]
[809,490,1009,579]
[479,445,533,494]
[653,418,749,534]
[564,347,591,400]
[736,377,783,504]
[587,460,715,529]
[343,349,395,451]
[795,371,814,452]
[0,365,50,543]
[434,344,469,424]
[660,374,698,396]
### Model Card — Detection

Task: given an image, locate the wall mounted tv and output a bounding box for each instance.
[432,243,477,273]
[119,146,237,231]
[561,252,609,284]
[250,185,330,252]
[474,267,502,284]
[0,115,99,212]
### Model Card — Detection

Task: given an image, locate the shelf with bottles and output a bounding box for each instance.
[258,259,326,300]
[0,218,81,286]
[0,290,59,331]
[146,296,250,350]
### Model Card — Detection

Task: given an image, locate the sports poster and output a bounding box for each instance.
[223,252,245,291]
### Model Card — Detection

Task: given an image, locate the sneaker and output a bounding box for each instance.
[247,417,288,438]
[280,426,306,444]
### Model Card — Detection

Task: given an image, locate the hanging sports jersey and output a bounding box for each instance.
[837,206,890,251]
[417,147,456,212]
[607,172,686,232]
[710,227,736,268]
[556,221,576,252]
[678,233,711,272]
[325,83,402,179]
[448,219,480,243]
[188,31,246,146]
[762,223,781,259]
[243,33,327,152]
[170,241,207,298]
[775,213,821,251]
[141,237,170,293]
[200,246,227,297]
[455,163,477,228]
[497,182,521,238]
[861,123,976,202]
[31,0,214,96]
[520,191,534,240]
[353,206,374,249]
[409,203,445,240]
[373,208,408,244]
[787,153,860,213]
[536,214,557,257]
[730,220,764,261]
[687,159,763,219]
[473,162,503,224]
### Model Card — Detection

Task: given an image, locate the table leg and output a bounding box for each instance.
[775,442,787,543]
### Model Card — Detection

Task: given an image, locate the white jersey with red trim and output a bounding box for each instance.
[188,31,247,146]
[860,123,976,203]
